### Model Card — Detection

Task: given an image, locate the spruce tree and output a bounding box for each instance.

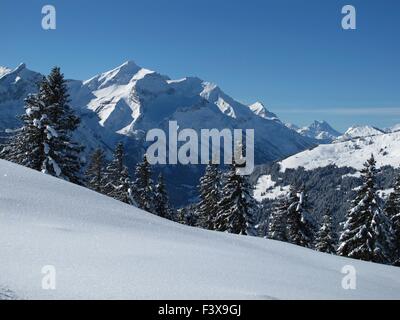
[338,155,393,264]
[1,90,47,170]
[286,187,315,248]
[85,148,106,193]
[1,68,83,183]
[267,196,288,241]
[215,162,256,235]
[384,174,400,265]
[154,173,173,219]
[40,67,83,184]
[315,210,337,254]
[196,163,222,230]
[104,142,132,204]
[132,154,155,212]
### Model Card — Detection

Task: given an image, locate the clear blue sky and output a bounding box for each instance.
[1,0,399,131]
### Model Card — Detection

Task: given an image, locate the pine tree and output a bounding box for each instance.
[1,90,47,170]
[85,148,106,193]
[267,196,288,241]
[40,67,83,184]
[132,154,155,212]
[338,155,393,264]
[154,173,173,219]
[315,210,337,254]
[286,187,315,248]
[215,162,257,235]
[1,68,83,184]
[104,142,133,204]
[196,163,222,230]
[384,174,400,265]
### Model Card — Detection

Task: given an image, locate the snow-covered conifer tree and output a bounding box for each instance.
[215,162,257,235]
[40,67,83,184]
[267,196,288,241]
[132,154,155,212]
[154,173,173,219]
[286,187,315,248]
[315,210,337,254]
[104,142,132,204]
[384,174,400,265]
[196,163,222,230]
[85,148,106,193]
[338,155,393,264]
[1,91,46,170]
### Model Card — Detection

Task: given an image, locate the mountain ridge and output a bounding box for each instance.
[0,61,315,205]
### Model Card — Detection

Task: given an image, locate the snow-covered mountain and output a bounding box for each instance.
[279,131,400,172]
[0,66,11,78]
[297,120,341,143]
[336,125,385,142]
[0,61,315,204]
[285,123,300,131]
[0,63,44,129]
[70,60,314,161]
[0,61,315,158]
[248,101,280,122]
[1,159,400,299]
[387,124,400,133]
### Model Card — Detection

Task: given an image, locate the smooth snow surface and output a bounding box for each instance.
[1,160,400,299]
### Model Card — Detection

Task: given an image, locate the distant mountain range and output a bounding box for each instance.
[1,61,398,205]
[293,120,342,143]
[0,61,314,205]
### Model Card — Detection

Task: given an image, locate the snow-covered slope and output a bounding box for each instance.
[388,124,400,133]
[336,125,385,142]
[0,66,11,78]
[279,131,400,172]
[297,120,341,143]
[1,160,400,299]
[253,174,290,202]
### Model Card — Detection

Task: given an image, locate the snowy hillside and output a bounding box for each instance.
[279,131,400,172]
[389,124,400,133]
[336,125,385,142]
[1,160,400,299]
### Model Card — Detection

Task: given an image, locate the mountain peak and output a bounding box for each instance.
[15,63,27,71]
[311,120,328,126]
[298,120,341,142]
[105,60,142,78]
[248,101,280,121]
[84,60,145,90]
